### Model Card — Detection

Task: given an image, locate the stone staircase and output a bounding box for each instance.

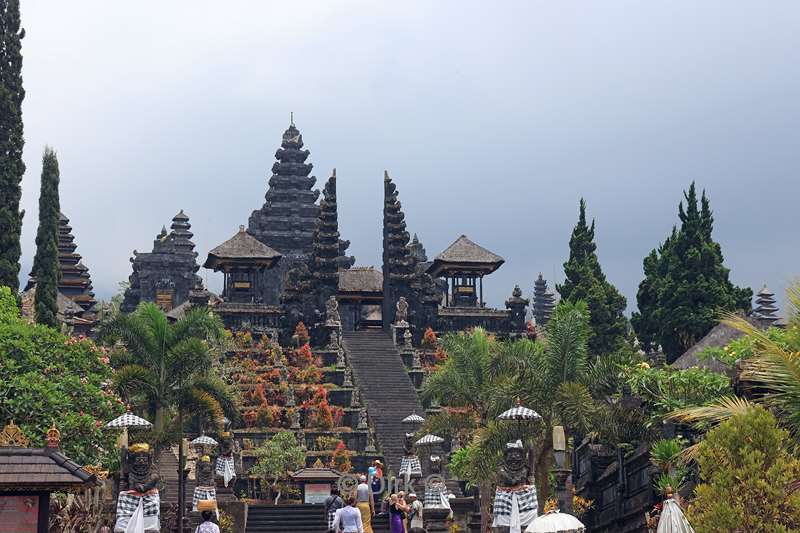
[157,447,195,505]
[342,330,424,475]
[245,504,326,533]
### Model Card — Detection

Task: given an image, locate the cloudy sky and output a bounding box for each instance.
[16,1,800,313]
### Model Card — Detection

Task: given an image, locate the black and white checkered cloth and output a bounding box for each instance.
[192,486,216,512]
[106,412,153,428]
[215,456,236,487]
[424,483,450,508]
[327,509,337,530]
[399,456,422,476]
[492,485,538,518]
[114,490,160,532]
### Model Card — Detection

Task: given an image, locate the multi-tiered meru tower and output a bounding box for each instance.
[247,123,322,305]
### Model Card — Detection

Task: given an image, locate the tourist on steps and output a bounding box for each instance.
[325,486,345,533]
[356,474,375,533]
[388,493,409,533]
[332,494,365,533]
[406,493,424,533]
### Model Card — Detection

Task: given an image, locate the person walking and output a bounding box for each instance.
[406,493,424,533]
[194,511,220,533]
[332,494,365,533]
[356,474,375,533]
[325,487,345,533]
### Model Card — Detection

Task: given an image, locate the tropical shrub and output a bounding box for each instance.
[0,286,123,467]
[623,364,731,424]
[251,431,306,504]
[687,407,800,531]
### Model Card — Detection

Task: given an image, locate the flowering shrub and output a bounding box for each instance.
[303,386,344,430]
[0,287,124,467]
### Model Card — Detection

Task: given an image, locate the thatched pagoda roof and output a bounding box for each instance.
[427,235,504,277]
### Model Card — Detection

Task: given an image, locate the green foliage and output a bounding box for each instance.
[0,0,26,292]
[623,364,731,424]
[100,302,235,443]
[0,294,123,467]
[0,285,18,322]
[557,199,628,356]
[687,407,800,532]
[632,183,752,362]
[251,431,306,503]
[698,326,793,368]
[649,438,688,492]
[32,147,61,328]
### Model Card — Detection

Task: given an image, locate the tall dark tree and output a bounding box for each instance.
[32,148,61,327]
[557,199,627,355]
[632,183,752,362]
[0,0,25,291]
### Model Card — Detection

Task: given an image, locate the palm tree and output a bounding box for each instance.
[421,327,507,531]
[671,283,800,449]
[101,302,237,439]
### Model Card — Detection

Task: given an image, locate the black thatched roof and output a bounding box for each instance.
[0,447,95,491]
[671,318,762,375]
[427,235,504,277]
[338,267,383,293]
[204,226,282,270]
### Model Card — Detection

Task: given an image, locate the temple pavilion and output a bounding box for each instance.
[427,235,504,307]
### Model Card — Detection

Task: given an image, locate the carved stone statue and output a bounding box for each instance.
[492,440,538,533]
[127,443,160,493]
[326,296,341,325]
[115,442,161,532]
[329,330,340,350]
[497,440,528,487]
[357,407,369,430]
[403,432,416,456]
[430,454,442,475]
[336,347,346,368]
[343,366,353,387]
[404,329,413,350]
[399,432,422,481]
[395,297,409,326]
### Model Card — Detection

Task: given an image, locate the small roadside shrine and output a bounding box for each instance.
[0,421,96,533]
[290,462,342,504]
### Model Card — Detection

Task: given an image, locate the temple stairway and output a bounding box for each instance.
[342,329,424,475]
[245,504,327,533]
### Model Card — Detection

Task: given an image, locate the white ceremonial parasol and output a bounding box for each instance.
[415,434,445,446]
[497,403,541,421]
[402,412,426,424]
[525,510,585,533]
[106,410,153,429]
[191,434,218,446]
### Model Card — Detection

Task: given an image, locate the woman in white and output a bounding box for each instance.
[333,494,365,533]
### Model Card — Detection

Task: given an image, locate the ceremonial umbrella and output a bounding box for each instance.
[415,434,445,446]
[525,510,585,533]
[191,433,218,446]
[402,412,426,424]
[106,409,153,429]
[497,403,541,422]
[656,498,695,533]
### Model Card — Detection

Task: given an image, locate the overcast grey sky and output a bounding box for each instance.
[16,1,800,313]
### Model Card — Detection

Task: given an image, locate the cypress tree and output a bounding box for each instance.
[32,148,61,327]
[557,199,628,355]
[632,183,752,362]
[0,0,26,291]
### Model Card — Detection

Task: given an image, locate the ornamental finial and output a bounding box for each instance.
[47,421,61,448]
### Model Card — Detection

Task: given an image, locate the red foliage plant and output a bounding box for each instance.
[421,327,438,348]
[330,441,353,473]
